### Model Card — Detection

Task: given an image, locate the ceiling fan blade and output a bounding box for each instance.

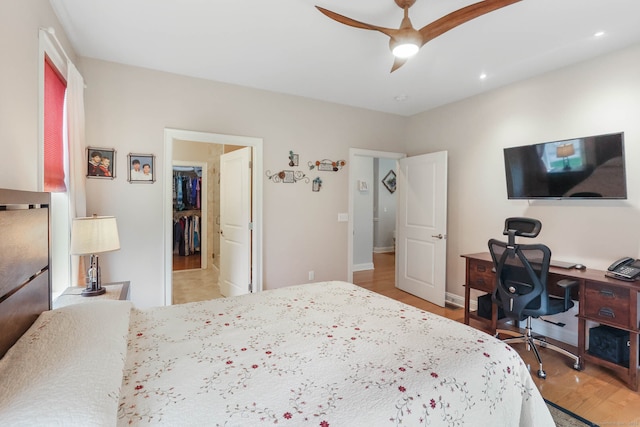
[315,6,397,38]
[390,56,409,72]
[418,0,521,45]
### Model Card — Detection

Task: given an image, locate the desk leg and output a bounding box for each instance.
[464,284,470,325]
[577,317,586,369]
[629,332,638,391]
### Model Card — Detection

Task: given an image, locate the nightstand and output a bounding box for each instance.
[53,281,130,309]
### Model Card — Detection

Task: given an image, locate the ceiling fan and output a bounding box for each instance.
[316,0,522,72]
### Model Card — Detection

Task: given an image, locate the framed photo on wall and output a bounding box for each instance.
[128,153,155,183]
[382,170,396,193]
[86,147,116,179]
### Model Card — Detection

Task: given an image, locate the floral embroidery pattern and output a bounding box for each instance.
[116,281,546,426]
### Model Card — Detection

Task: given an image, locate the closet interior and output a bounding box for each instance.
[173,166,203,271]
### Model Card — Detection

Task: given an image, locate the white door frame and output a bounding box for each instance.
[163,128,263,306]
[347,148,405,283]
[172,160,208,272]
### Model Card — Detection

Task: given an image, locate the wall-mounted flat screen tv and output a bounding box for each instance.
[504,132,626,199]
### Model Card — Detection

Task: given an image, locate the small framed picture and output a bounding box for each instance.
[282,170,295,183]
[288,151,299,167]
[312,177,322,192]
[86,147,116,179]
[318,160,334,171]
[382,170,396,193]
[128,153,155,183]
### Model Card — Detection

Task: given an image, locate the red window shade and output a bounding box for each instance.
[44,57,67,192]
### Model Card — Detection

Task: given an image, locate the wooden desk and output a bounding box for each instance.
[461,252,639,391]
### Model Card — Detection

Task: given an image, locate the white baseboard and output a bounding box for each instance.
[373,246,394,253]
[352,263,374,272]
[446,292,476,311]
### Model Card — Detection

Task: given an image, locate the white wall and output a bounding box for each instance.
[352,156,374,270]
[406,44,640,299]
[79,58,408,307]
[374,158,397,251]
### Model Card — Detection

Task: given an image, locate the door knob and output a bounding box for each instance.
[431,234,444,239]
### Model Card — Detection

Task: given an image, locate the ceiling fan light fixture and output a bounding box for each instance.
[389,28,422,59]
[316,0,523,71]
[392,42,419,58]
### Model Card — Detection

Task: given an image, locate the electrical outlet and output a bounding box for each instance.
[308,271,315,281]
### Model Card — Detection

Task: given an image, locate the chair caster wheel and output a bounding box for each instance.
[573,362,582,371]
[537,370,546,379]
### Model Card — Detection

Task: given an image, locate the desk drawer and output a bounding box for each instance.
[468,260,495,292]
[584,281,631,329]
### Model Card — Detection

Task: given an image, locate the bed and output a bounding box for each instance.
[0,189,554,426]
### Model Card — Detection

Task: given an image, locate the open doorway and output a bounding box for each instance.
[349,148,449,307]
[171,151,213,305]
[348,149,405,288]
[163,129,263,306]
[172,161,207,272]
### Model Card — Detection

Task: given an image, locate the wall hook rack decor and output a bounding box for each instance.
[266,170,309,184]
[308,159,346,172]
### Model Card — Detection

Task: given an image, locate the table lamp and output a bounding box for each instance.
[556,143,575,171]
[70,215,120,296]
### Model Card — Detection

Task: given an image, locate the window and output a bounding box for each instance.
[40,29,72,296]
[43,56,67,192]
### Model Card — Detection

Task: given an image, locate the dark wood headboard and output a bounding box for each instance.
[0,188,51,358]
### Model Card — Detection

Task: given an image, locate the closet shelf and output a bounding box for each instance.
[173,208,201,219]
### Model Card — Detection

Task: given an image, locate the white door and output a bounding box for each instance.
[219,147,252,297]
[396,151,448,306]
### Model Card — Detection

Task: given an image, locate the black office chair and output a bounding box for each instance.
[488,217,582,378]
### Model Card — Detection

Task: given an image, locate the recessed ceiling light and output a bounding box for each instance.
[479,73,487,80]
[594,31,605,38]
[394,94,408,102]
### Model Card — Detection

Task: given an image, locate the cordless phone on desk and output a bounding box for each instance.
[605,257,640,281]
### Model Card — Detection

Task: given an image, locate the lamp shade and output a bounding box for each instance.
[70,215,120,255]
[556,143,575,158]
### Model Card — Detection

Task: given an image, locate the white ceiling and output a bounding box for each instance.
[50,0,640,116]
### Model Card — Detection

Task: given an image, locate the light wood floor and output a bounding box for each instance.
[353,252,640,426]
[172,266,221,304]
[173,253,201,271]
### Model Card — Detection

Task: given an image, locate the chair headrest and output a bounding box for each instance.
[503,217,542,239]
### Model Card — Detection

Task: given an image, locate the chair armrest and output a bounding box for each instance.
[557,279,578,311]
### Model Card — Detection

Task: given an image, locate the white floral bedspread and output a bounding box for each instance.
[118,281,553,426]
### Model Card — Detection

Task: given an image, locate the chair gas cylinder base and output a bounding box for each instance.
[496,318,583,379]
